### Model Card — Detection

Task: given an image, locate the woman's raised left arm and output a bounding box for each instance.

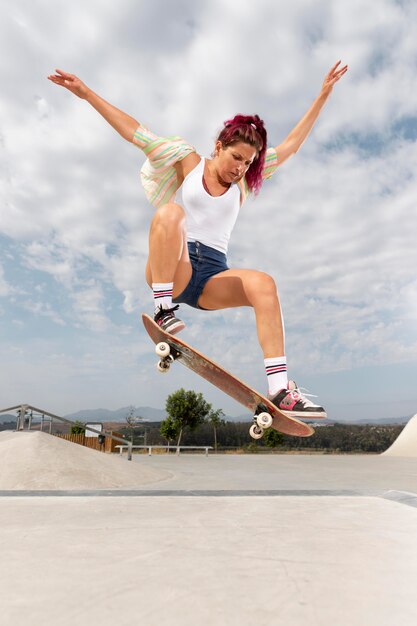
[274,61,348,166]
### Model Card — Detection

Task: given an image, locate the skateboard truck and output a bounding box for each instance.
[249,404,274,440]
[155,341,180,373]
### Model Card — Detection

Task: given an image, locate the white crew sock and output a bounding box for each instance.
[152,282,174,311]
[264,356,288,396]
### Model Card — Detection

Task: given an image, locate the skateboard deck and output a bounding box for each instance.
[142,314,314,438]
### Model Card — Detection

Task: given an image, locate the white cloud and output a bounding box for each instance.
[21,299,66,326]
[0,264,13,297]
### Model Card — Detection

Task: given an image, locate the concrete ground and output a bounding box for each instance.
[1,448,417,626]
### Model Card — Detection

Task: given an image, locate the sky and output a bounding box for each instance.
[1,0,417,421]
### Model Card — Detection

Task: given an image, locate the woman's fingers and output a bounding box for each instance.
[48,69,75,82]
[327,61,348,80]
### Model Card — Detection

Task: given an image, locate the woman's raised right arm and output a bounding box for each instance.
[48,69,139,143]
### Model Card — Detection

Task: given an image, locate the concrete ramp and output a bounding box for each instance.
[0,431,171,489]
[383,413,417,457]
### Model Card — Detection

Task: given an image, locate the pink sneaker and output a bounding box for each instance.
[154,305,185,335]
[268,380,327,419]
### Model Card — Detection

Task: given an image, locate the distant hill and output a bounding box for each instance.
[345,416,410,426]
[65,406,253,423]
[64,406,167,423]
[0,414,17,424]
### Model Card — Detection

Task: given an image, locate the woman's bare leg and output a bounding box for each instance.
[145,202,192,298]
[198,269,285,358]
[198,268,326,416]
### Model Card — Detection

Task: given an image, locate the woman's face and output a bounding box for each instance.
[214,141,257,184]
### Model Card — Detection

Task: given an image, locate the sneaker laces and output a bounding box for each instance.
[288,382,319,408]
[155,304,180,317]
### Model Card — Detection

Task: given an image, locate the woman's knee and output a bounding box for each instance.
[151,202,186,230]
[248,272,279,304]
[247,272,279,309]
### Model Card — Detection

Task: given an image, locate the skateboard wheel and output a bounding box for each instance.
[249,424,264,440]
[155,342,170,357]
[256,412,273,429]
[157,360,170,373]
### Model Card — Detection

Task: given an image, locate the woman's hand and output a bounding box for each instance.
[321,60,348,96]
[47,69,90,99]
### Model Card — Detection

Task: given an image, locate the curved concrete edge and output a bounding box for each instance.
[383,413,417,457]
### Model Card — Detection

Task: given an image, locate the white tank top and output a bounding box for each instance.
[175,158,240,254]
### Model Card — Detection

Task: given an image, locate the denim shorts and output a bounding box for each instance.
[173,241,229,309]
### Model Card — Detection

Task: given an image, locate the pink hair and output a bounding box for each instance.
[216,114,267,195]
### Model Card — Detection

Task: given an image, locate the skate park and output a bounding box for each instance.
[1,407,417,626]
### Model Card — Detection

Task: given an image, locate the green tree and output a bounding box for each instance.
[207,408,226,452]
[70,421,85,435]
[160,416,179,449]
[263,428,284,448]
[166,388,213,448]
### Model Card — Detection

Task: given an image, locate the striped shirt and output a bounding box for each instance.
[132,124,279,208]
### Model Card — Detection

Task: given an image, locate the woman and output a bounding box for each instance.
[48,61,347,419]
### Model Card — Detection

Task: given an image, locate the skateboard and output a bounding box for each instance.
[142,314,314,439]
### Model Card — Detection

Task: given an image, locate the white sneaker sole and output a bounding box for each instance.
[280,409,327,420]
[163,320,186,335]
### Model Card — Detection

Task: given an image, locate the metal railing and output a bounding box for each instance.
[117,445,213,457]
[0,404,133,460]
